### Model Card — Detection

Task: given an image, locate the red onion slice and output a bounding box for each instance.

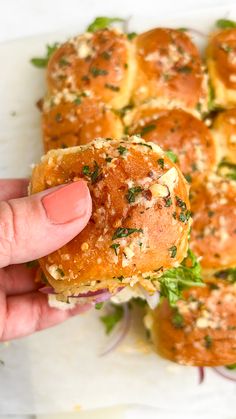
[198,366,205,384]
[213,367,236,382]
[100,304,131,356]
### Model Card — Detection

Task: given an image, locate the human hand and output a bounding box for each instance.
[0,179,92,341]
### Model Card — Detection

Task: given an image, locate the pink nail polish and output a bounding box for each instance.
[42,180,90,224]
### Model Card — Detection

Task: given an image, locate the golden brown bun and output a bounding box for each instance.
[211,108,236,164]
[133,28,207,114]
[47,29,136,109]
[207,29,236,108]
[31,136,190,299]
[127,106,217,183]
[151,279,236,366]
[190,175,236,273]
[42,91,124,151]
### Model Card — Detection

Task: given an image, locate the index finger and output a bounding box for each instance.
[0,179,29,201]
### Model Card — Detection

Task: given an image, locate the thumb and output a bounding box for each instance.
[0,180,92,268]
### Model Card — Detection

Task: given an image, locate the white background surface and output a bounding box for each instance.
[0,1,236,419]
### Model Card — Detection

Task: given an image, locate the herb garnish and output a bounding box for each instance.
[217,160,236,181]
[105,83,120,91]
[112,227,143,240]
[100,304,124,334]
[95,303,104,310]
[90,67,108,77]
[87,17,125,33]
[177,65,192,74]
[110,243,120,255]
[204,335,213,349]
[172,309,184,328]
[56,268,65,277]
[165,197,172,207]
[165,150,178,163]
[126,186,143,203]
[226,363,236,370]
[214,268,236,283]
[82,161,101,184]
[117,145,127,155]
[216,19,236,29]
[159,249,203,306]
[140,124,156,136]
[30,43,59,68]
[127,32,137,40]
[157,158,164,169]
[169,245,177,258]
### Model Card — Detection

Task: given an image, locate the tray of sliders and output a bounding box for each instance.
[0,5,236,416]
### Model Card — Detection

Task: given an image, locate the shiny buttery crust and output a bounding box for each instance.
[47,29,136,109]
[133,28,208,114]
[207,29,236,108]
[151,279,236,366]
[190,175,236,274]
[42,91,124,151]
[127,106,217,182]
[31,136,190,300]
[211,108,236,164]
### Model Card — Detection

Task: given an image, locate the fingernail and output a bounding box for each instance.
[42,180,90,224]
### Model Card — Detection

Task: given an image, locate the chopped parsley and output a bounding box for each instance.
[102,51,112,60]
[157,158,164,169]
[175,196,187,210]
[159,249,203,306]
[105,83,120,91]
[110,243,120,255]
[82,161,101,184]
[112,227,143,240]
[172,309,184,328]
[95,303,104,310]
[220,44,233,53]
[177,65,192,74]
[140,124,156,136]
[100,304,124,334]
[226,363,236,370]
[59,57,70,67]
[184,173,192,183]
[30,43,59,68]
[55,112,62,122]
[56,268,65,277]
[87,17,124,32]
[127,32,137,40]
[165,197,172,207]
[204,335,213,349]
[169,245,177,258]
[214,268,236,283]
[117,145,127,155]
[74,96,82,105]
[217,160,236,181]
[216,19,236,29]
[126,186,143,203]
[179,210,191,223]
[165,150,178,163]
[90,67,108,77]
[208,81,216,111]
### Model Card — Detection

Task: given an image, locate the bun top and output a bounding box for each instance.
[127,106,217,183]
[42,90,123,151]
[31,136,190,297]
[152,278,236,366]
[207,28,236,90]
[133,28,207,114]
[190,175,236,273]
[47,29,135,109]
